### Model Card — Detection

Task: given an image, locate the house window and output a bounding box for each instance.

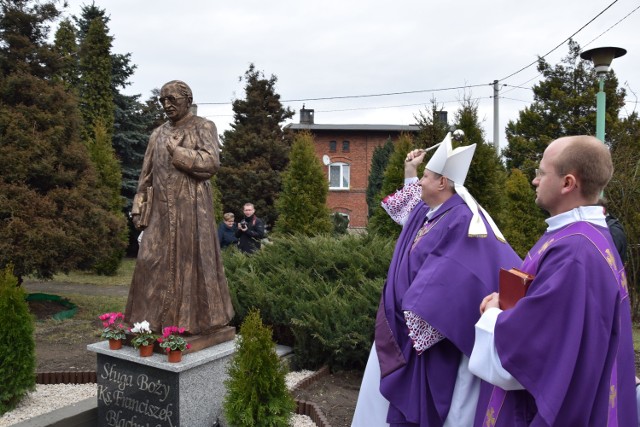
[342,140,350,152]
[329,162,350,189]
[329,140,337,153]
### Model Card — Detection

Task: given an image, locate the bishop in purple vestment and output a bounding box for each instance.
[353,133,521,427]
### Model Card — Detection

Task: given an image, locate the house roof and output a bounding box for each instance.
[285,123,420,132]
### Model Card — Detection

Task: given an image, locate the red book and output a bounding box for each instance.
[499,268,534,310]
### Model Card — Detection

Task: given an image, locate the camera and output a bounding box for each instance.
[240,219,247,227]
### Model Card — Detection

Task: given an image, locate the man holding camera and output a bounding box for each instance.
[236,203,265,254]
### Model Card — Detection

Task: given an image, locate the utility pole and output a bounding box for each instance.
[493,80,499,153]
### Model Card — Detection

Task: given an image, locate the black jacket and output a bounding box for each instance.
[606,214,628,264]
[235,214,265,254]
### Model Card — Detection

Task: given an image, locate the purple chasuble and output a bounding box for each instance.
[473,221,637,426]
[375,194,521,426]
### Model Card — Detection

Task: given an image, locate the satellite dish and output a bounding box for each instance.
[322,155,331,166]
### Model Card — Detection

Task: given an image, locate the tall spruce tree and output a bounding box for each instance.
[366,138,394,218]
[0,0,126,280]
[76,15,125,273]
[52,18,79,91]
[367,133,416,238]
[219,64,294,228]
[78,17,114,140]
[274,131,332,236]
[72,4,149,257]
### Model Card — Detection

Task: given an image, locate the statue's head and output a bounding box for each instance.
[159,80,193,123]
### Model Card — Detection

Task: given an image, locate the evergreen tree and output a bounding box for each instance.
[78,17,114,140]
[366,138,394,218]
[52,18,79,91]
[73,4,146,256]
[367,133,416,237]
[89,120,122,212]
[0,266,35,415]
[503,40,625,174]
[500,169,547,257]
[219,64,294,228]
[274,131,332,236]
[210,175,224,225]
[223,309,295,426]
[453,97,508,227]
[0,0,125,280]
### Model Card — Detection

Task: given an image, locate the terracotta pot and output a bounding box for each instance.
[139,344,154,357]
[168,350,182,363]
[108,339,123,350]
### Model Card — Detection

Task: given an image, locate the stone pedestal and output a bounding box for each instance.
[88,338,235,427]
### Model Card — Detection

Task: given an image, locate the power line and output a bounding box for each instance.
[502,84,534,91]
[581,3,640,49]
[197,83,492,106]
[197,2,637,114]
[498,0,619,82]
[500,96,532,104]
[314,96,492,113]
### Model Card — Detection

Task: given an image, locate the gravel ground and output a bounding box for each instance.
[0,370,317,427]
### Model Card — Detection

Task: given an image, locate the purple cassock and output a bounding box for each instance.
[375,193,521,426]
[473,221,637,426]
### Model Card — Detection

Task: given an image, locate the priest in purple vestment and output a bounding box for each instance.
[469,135,637,426]
[352,133,521,427]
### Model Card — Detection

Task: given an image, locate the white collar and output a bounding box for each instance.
[545,206,606,232]
[426,204,443,221]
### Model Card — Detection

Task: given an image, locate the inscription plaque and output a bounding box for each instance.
[97,354,180,427]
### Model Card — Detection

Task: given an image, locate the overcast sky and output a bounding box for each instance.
[59,0,639,151]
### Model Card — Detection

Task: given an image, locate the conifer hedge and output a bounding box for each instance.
[223,233,394,370]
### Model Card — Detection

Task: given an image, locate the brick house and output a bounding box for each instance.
[285,107,420,229]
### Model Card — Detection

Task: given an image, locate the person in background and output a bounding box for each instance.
[352,133,521,427]
[600,198,628,263]
[235,203,265,254]
[469,135,637,426]
[218,212,238,249]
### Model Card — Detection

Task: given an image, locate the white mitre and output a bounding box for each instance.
[425,133,476,185]
[425,133,505,241]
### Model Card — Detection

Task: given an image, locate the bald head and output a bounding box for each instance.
[550,135,613,200]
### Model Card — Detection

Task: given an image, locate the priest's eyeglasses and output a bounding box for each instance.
[158,96,187,105]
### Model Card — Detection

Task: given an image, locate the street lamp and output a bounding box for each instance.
[580,46,627,142]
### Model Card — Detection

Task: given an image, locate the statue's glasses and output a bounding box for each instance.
[158,96,188,106]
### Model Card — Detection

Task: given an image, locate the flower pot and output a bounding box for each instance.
[139,344,154,357]
[108,339,123,350]
[168,350,182,363]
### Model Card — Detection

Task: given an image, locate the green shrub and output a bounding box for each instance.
[0,266,36,415]
[223,233,394,370]
[223,309,295,426]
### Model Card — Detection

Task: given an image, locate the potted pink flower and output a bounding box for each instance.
[99,312,127,350]
[158,326,192,362]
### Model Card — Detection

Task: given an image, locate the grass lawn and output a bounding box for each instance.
[30,259,133,344]
[50,258,136,287]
